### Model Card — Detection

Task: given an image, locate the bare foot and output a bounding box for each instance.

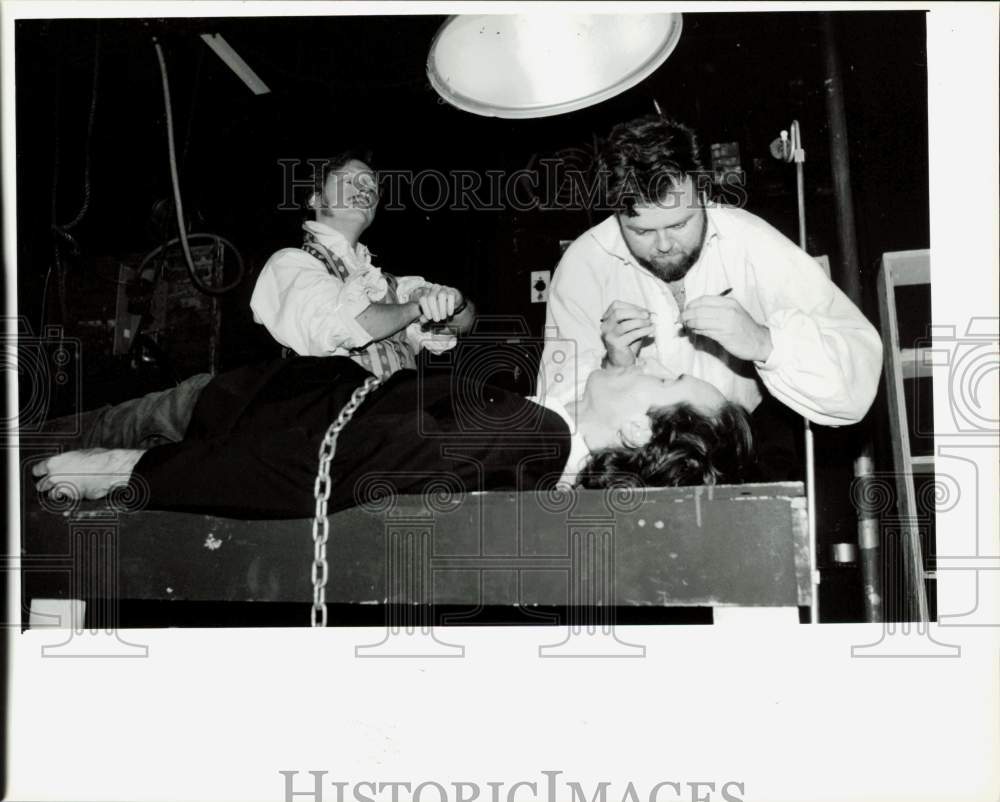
[32,448,146,501]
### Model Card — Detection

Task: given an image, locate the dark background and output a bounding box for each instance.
[13,10,931,621]
[15,11,928,360]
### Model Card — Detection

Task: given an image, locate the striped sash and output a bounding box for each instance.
[301,235,416,378]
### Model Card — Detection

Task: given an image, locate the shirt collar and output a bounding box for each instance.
[591,214,632,264]
[529,394,591,488]
[702,203,723,245]
[303,220,372,270]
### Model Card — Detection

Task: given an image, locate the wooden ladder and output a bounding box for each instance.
[876,249,933,621]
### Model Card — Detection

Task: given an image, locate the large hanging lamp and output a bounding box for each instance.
[427,13,683,119]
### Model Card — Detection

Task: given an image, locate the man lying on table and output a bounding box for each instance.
[32,357,756,519]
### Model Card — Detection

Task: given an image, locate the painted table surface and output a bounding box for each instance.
[23,482,809,608]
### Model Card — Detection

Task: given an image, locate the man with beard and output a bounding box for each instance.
[538,115,882,448]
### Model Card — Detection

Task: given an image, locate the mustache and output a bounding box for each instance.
[638,244,703,281]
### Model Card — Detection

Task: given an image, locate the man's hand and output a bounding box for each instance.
[681,294,773,362]
[410,283,465,324]
[32,448,146,501]
[600,300,656,367]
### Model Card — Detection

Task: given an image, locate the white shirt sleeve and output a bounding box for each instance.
[394,275,429,303]
[747,223,884,426]
[537,239,609,405]
[403,323,458,355]
[250,248,376,356]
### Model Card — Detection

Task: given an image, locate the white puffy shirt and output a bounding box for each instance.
[537,207,883,427]
[251,221,456,357]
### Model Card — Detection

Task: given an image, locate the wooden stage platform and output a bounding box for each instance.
[22,482,811,627]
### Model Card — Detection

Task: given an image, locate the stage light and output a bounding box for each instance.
[427,13,682,119]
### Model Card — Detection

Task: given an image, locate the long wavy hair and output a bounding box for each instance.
[576,401,756,489]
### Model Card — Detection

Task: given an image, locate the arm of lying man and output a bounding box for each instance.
[33,448,147,500]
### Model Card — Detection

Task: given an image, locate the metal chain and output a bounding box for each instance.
[311,375,384,627]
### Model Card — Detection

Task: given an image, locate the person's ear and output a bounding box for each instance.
[308,191,322,211]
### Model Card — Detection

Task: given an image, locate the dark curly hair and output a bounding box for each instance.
[575,401,756,489]
[316,147,376,194]
[598,115,704,217]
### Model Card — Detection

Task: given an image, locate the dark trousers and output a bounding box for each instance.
[39,373,214,451]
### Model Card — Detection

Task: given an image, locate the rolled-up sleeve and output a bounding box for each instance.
[750,232,884,426]
[394,275,430,303]
[404,323,457,355]
[250,248,375,355]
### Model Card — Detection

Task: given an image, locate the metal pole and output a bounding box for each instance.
[821,12,884,623]
[805,420,819,623]
[821,14,863,301]
[854,447,884,621]
[790,122,820,623]
[795,160,807,250]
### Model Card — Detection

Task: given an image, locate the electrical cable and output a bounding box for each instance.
[48,25,100,332]
[59,25,101,233]
[152,37,244,295]
[47,52,67,331]
[39,265,53,332]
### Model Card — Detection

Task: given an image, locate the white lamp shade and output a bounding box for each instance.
[427,13,683,119]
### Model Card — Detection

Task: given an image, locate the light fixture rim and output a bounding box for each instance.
[426,12,684,120]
